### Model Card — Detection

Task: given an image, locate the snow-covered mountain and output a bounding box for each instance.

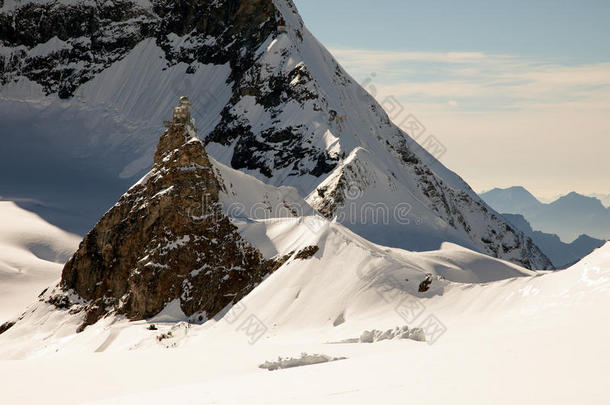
[480,186,544,214]
[0,101,538,352]
[15,103,313,333]
[0,0,551,269]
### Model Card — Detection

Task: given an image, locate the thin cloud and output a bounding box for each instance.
[328,48,610,196]
[330,49,500,64]
[329,48,610,111]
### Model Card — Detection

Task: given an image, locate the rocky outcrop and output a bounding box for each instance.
[55,99,283,330]
[0,0,278,97]
[0,0,156,97]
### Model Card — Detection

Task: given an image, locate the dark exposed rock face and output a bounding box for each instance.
[294,245,319,260]
[57,104,280,330]
[0,0,156,97]
[0,0,276,97]
[1,0,337,179]
[205,61,339,179]
[0,321,15,335]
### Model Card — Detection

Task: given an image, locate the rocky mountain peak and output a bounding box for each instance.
[0,0,554,270]
[54,98,283,331]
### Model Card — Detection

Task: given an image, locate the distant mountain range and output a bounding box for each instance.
[501,213,605,268]
[589,193,610,208]
[480,187,610,242]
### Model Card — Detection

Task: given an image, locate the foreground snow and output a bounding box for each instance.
[0,214,607,404]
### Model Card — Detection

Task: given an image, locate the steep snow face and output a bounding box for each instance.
[211,156,314,221]
[0,0,551,268]
[304,147,552,269]
[0,201,80,323]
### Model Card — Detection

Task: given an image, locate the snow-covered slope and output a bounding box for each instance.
[0,210,536,359]
[0,0,552,268]
[220,217,537,335]
[213,156,314,220]
[0,231,607,403]
[0,201,80,323]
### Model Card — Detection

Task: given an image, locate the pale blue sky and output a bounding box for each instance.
[293,0,610,198]
[294,0,610,64]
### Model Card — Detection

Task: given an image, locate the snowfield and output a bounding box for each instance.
[0,205,607,403]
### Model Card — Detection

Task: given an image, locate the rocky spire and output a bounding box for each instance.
[57,98,281,331]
